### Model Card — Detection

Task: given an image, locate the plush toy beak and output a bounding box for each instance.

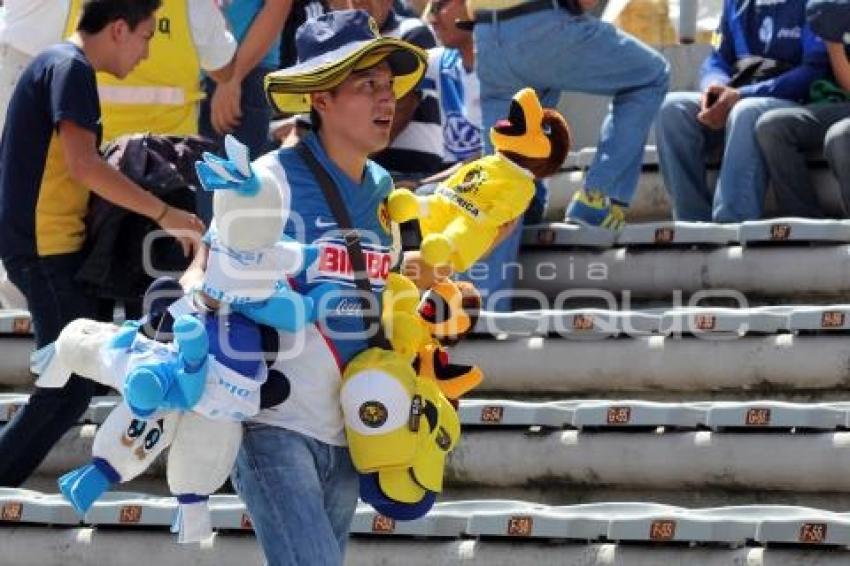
[414,344,483,399]
[489,87,551,159]
[417,280,472,340]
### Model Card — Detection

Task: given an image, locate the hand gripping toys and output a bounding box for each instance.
[387,87,570,271]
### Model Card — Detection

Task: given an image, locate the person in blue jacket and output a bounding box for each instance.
[656,0,831,222]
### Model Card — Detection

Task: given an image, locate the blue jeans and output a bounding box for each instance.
[197,66,275,224]
[656,92,799,222]
[232,424,359,566]
[474,9,669,203]
[0,253,101,486]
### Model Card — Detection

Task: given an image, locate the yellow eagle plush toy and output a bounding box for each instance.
[387,87,570,271]
[381,273,482,399]
[339,274,483,520]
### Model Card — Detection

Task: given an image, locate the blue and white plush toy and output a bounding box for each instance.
[42,136,326,543]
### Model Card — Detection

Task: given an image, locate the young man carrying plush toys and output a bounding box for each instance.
[37,10,571,565]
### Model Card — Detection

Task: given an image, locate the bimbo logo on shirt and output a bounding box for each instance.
[316,241,393,285]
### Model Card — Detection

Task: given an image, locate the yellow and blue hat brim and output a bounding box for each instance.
[265,38,427,114]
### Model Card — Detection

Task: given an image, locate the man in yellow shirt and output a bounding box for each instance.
[64,0,238,142]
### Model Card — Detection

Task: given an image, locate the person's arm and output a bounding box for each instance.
[827,41,850,92]
[58,120,203,256]
[212,0,292,134]
[699,0,736,92]
[189,0,238,84]
[735,23,830,101]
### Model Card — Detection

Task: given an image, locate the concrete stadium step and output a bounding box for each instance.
[658,306,793,335]
[448,430,850,492]
[5,396,850,432]
[0,527,261,566]
[4,489,850,564]
[349,541,850,566]
[459,399,850,431]
[514,245,850,300]
[0,310,31,335]
[5,332,850,394]
[5,528,850,566]
[740,219,850,245]
[474,309,662,337]
[617,221,739,246]
[17,422,850,493]
[442,485,850,512]
[20,475,850,514]
[523,219,850,250]
[0,262,27,311]
[0,339,37,389]
[473,306,802,337]
[790,306,850,332]
[455,335,850,394]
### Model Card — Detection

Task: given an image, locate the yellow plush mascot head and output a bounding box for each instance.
[489,87,571,179]
[416,279,481,345]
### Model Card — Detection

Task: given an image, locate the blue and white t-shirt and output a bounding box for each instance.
[248,132,401,445]
[422,47,482,166]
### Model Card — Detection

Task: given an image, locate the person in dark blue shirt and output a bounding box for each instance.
[0,0,203,487]
[656,0,830,222]
[755,0,850,218]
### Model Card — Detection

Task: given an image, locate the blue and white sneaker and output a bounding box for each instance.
[564,189,626,232]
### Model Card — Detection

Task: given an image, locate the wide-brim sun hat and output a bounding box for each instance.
[265,9,427,113]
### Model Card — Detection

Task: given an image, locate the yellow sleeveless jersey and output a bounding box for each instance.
[65,0,203,140]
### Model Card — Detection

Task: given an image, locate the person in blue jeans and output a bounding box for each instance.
[655,0,830,223]
[470,0,669,235]
[197,0,290,224]
[0,0,204,487]
[465,0,668,309]
[182,11,430,564]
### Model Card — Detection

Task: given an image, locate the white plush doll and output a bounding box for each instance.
[42,136,323,543]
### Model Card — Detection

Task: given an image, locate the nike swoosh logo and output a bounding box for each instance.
[315,217,337,229]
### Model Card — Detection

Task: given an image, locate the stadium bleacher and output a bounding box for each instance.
[1,42,849,565]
